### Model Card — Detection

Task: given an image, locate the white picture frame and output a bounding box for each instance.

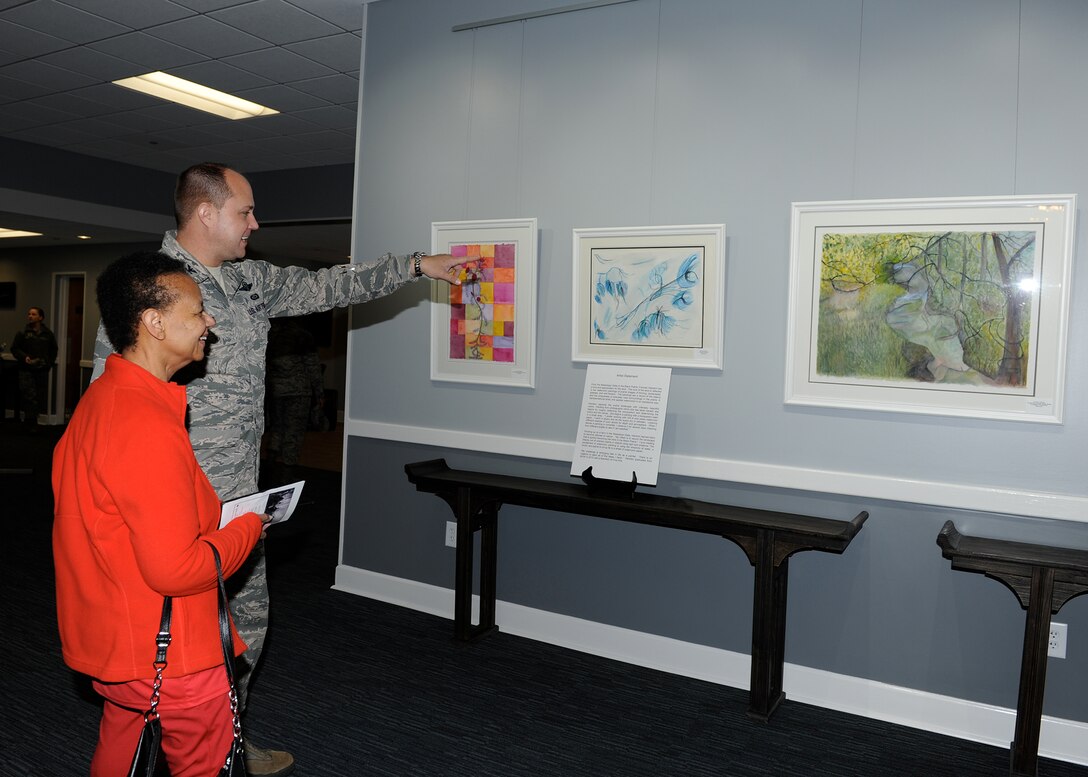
[571,224,726,370]
[785,195,1077,423]
[430,218,538,388]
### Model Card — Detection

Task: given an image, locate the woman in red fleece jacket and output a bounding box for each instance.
[53,251,265,777]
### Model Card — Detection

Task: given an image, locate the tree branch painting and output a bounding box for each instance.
[786,196,1076,423]
[590,246,705,348]
[817,230,1037,388]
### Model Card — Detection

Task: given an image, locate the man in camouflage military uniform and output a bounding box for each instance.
[92,162,464,776]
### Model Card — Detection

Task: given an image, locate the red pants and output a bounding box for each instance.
[91,666,234,777]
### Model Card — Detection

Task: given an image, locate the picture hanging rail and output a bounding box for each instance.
[430,218,538,389]
[785,195,1077,423]
[572,223,726,370]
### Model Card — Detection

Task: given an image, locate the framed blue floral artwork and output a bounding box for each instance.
[572,224,725,370]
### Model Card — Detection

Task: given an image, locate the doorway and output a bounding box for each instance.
[51,273,86,423]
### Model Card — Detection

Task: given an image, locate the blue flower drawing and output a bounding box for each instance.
[591,248,704,347]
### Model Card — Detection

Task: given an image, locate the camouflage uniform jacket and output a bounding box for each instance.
[92,231,417,501]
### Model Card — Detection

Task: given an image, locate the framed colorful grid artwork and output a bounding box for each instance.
[430,218,538,388]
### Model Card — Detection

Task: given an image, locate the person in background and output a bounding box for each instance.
[11,305,57,430]
[91,162,466,777]
[54,251,266,776]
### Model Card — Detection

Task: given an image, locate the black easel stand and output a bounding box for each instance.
[580,466,639,498]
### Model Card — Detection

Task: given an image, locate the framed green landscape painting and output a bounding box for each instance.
[785,195,1076,423]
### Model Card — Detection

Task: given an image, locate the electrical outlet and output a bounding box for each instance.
[445,521,457,548]
[1048,622,1067,659]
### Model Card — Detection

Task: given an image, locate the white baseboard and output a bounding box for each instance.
[334,564,1088,767]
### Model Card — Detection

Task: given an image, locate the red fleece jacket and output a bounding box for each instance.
[53,354,262,682]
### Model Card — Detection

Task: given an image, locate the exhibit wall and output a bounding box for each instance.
[341,0,1088,752]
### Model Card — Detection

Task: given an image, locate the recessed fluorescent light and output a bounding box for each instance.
[112,71,279,120]
[77,235,92,240]
[0,228,43,239]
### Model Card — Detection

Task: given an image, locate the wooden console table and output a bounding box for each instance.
[405,458,868,720]
[937,520,1088,777]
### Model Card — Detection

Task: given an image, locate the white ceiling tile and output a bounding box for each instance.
[288,128,354,152]
[0,0,367,181]
[57,0,196,29]
[233,111,320,135]
[0,60,96,91]
[89,31,204,70]
[171,60,274,93]
[94,108,184,133]
[69,83,163,111]
[285,0,363,33]
[147,15,271,59]
[70,115,146,138]
[32,91,124,118]
[289,74,359,105]
[225,47,335,83]
[0,101,79,127]
[211,0,341,45]
[189,118,280,142]
[143,124,237,148]
[7,121,100,145]
[3,0,131,44]
[40,46,147,82]
[278,147,355,167]
[285,32,361,72]
[171,0,252,11]
[292,104,357,130]
[0,75,42,102]
[235,83,330,112]
[0,20,71,58]
[66,136,158,157]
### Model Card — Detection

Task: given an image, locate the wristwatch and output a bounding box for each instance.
[411,251,426,278]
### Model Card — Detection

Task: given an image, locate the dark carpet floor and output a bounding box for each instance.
[2,418,1086,776]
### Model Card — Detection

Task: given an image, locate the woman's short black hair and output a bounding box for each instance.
[97,251,189,353]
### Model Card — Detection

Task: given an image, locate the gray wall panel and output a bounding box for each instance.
[347,0,1088,722]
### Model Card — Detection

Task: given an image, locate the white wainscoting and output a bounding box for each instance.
[346,420,1088,524]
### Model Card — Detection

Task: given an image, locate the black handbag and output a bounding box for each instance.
[127,546,248,777]
[209,542,248,776]
[127,597,172,777]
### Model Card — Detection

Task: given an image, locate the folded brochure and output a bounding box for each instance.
[219,480,305,529]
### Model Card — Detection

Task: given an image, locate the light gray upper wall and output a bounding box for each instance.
[346,0,1088,720]
[350,0,1088,501]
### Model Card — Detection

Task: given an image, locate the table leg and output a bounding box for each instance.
[1010,566,1055,777]
[749,532,789,720]
[453,487,475,641]
[478,504,498,634]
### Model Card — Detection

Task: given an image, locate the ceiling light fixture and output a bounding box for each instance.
[112,71,279,120]
[0,228,43,239]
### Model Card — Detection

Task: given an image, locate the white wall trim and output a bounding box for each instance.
[334,564,1088,766]
[0,188,172,235]
[346,419,1088,523]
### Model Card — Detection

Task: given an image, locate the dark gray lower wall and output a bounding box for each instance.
[344,434,1087,720]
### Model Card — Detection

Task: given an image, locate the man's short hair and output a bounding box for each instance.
[97,251,188,353]
[29,306,44,318]
[174,162,234,228]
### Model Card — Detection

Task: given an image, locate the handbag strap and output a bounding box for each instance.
[207,543,236,684]
[148,596,172,720]
[206,541,246,770]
